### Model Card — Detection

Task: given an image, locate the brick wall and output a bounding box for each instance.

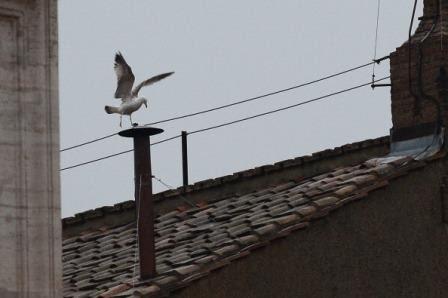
[424,0,442,16]
[390,0,448,134]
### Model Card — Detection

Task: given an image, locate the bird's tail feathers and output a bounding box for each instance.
[105,105,119,114]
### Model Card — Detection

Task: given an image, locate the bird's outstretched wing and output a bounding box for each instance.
[114,52,135,99]
[131,72,174,97]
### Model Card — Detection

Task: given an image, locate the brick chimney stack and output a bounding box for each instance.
[390,0,448,140]
[424,0,443,15]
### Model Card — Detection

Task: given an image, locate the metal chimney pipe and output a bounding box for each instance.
[119,126,163,280]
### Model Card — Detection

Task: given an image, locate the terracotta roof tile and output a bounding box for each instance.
[312,196,340,208]
[132,284,161,297]
[343,174,377,186]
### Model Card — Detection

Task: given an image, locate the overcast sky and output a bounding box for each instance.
[58,1,423,217]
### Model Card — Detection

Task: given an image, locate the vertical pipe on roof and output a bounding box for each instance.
[182,131,189,188]
[119,126,164,280]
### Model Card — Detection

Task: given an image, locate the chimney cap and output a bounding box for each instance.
[118,126,164,138]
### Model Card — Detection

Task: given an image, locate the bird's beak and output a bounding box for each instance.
[144,101,147,108]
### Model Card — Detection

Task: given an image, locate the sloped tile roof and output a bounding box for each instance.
[62,154,428,297]
[62,136,389,230]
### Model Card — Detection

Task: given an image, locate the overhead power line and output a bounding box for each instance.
[60,59,387,153]
[188,76,390,136]
[60,76,390,172]
[60,134,181,172]
[371,0,381,82]
[143,61,381,127]
[60,132,118,153]
[152,175,196,207]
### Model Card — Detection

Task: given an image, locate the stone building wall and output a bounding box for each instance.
[0,0,61,297]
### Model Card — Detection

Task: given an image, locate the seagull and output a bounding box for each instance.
[105,52,174,127]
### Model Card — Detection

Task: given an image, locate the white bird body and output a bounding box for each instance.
[121,98,148,115]
[107,97,148,115]
[105,52,173,127]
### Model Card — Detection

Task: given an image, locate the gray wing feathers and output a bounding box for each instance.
[114,52,135,99]
[131,72,174,97]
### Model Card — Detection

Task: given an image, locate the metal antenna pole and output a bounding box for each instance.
[119,126,163,280]
[181,131,189,188]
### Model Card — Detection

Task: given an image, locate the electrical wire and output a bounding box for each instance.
[59,59,386,153]
[372,0,381,83]
[59,134,182,172]
[59,76,390,172]
[152,175,218,224]
[152,175,196,208]
[408,0,419,111]
[394,0,442,163]
[416,21,442,125]
[60,133,118,153]
[142,61,381,127]
[132,175,142,286]
[188,76,390,136]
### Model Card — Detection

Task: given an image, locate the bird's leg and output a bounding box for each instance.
[130,114,133,126]
[120,115,122,128]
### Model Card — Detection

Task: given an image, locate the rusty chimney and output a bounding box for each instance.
[119,126,163,280]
